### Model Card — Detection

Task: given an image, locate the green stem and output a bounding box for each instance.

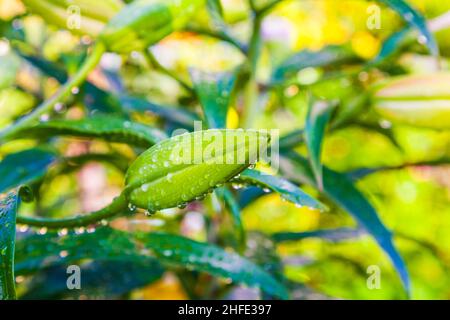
[143,50,194,94]
[241,14,263,129]
[0,42,106,141]
[16,193,128,228]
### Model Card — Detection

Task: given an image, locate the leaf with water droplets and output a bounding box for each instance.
[304,98,335,190]
[125,129,271,211]
[0,148,56,194]
[11,116,167,147]
[190,69,236,129]
[237,169,326,211]
[137,232,288,299]
[21,260,163,299]
[15,227,286,298]
[0,190,20,300]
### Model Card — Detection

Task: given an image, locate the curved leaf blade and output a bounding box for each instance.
[0,190,20,300]
[138,232,288,299]
[237,169,326,210]
[273,227,364,243]
[0,148,56,194]
[16,227,287,298]
[13,116,167,147]
[280,152,410,294]
[190,69,236,129]
[304,99,335,190]
[21,260,163,299]
[271,45,356,84]
[379,0,438,56]
[119,95,199,129]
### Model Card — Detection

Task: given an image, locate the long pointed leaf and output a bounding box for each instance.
[190,69,236,129]
[304,99,335,190]
[380,0,438,56]
[237,169,326,211]
[280,152,410,294]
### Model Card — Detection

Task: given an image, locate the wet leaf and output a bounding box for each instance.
[13,116,167,147]
[0,190,21,300]
[238,169,326,210]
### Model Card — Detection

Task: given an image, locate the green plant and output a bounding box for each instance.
[0,0,449,300]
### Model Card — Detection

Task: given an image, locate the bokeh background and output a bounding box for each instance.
[1,0,450,299]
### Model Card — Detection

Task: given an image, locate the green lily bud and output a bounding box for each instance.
[373,73,450,129]
[125,129,271,212]
[22,0,124,37]
[100,0,206,53]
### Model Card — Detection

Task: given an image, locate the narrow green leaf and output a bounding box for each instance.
[12,116,168,147]
[280,152,410,294]
[273,227,364,243]
[216,187,246,250]
[237,169,326,211]
[304,99,335,190]
[372,27,412,64]
[379,0,438,56]
[0,190,20,300]
[119,95,199,128]
[271,45,356,84]
[190,69,236,129]
[138,232,289,299]
[0,148,56,194]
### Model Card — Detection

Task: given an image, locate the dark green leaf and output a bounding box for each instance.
[21,260,163,299]
[280,152,410,294]
[273,227,364,243]
[379,0,438,56]
[16,228,287,298]
[119,95,199,129]
[0,148,56,194]
[15,228,143,275]
[237,169,326,210]
[217,187,246,250]
[138,232,288,299]
[0,190,20,300]
[190,69,236,129]
[304,99,335,190]
[13,116,167,147]
[271,45,356,84]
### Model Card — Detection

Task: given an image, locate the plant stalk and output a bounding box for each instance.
[0,42,106,141]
